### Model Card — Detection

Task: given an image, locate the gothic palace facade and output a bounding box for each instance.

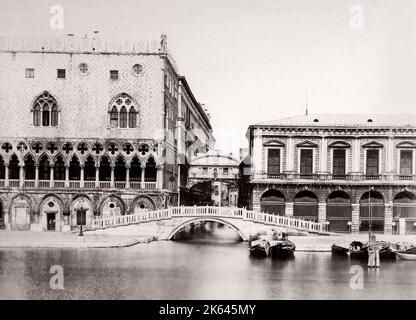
[0,35,214,231]
[247,114,416,235]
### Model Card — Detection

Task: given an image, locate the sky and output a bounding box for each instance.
[1,0,416,157]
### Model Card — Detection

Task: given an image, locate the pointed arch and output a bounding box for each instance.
[114,155,126,181]
[145,156,156,182]
[9,154,20,180]
[54,154,65,181]
[99,155,111,181]
[69,155,80,181]
[130,156,142,183]
[32,91,59,127]
[84,155,96,181]
[24,154,35,180]
[0,155,5,180]
[108,93,138,128]
[38,154,50,181]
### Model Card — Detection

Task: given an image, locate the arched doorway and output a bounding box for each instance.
[260,189,285,215]
[40,196,63,231]
[327,191,351,233]
[393,191,416,234]
[10,195,31,230]
[70,196,94,228]
[359,190,384,232]
[294,190,318,221]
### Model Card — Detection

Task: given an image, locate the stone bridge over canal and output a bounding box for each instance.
[90,206,328,240]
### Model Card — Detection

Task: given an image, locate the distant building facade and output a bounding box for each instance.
[188,150,240,206]
[247,114,416,235]
[0,35,213,231]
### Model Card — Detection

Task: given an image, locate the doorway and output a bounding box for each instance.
[47,213,56,231]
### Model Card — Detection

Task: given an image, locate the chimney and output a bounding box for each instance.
[66,33,74,51]
[160,34,167,53]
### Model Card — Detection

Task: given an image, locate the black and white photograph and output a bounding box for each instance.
[0,0,416,307]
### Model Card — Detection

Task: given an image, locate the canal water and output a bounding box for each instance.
[1,222,416,299]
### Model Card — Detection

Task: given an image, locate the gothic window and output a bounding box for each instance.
[119,107,127,128]
[108,94,138,128]
[128,106,137,128]
[110,106,118,127]
[32,92,59,127]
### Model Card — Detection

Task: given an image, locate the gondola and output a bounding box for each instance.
[349,241,369,259]
[331,244,349,255]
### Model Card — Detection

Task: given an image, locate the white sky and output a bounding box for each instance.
[1,0,416,156]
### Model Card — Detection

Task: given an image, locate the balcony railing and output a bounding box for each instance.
[0,179,159,190]
[260,172,416,182]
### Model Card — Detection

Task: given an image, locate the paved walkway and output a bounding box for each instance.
[0,231,153,248]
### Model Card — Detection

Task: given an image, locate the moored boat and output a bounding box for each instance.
[397,251,416,261]
[331,244,349,255]
[349,241,369,259]
[378,242,396,260]
[248,235,271,257]
[248,229,295,258]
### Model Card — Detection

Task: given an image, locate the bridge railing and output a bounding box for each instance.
[92,206,324,233]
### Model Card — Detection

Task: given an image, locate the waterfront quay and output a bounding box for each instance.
[1,230,414,251]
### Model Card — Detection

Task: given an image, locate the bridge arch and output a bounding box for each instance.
[166,217,248,241]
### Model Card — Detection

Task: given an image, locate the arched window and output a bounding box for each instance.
[33,105,41,126]
[32,92,59,127]
[110,106,118,127]
[51,105,58,126]
[108,93,138,128]
[128,106,137,128]
[119,107,127,128]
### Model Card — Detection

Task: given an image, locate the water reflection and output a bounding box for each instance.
[1,223,416,299]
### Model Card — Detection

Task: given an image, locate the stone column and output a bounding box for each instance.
[319,137,327,173]
[399,218,406,236]
[50,165,54,188]
[125,166,130,189]
[252,128,263,178]
[95,166,99,188]
[110,165,115,188]
[4,164,9,187]
[351,203,360,234]
[34,165,39,188]
[318,202,326,223]
[384,202,393,235]
[141,164,146,189]
[80,164,84,188]
[65,165,69,188]
[19,164,24,188]
[385,136,394,180]
[285,202,294,217]
[156,165,164,190]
